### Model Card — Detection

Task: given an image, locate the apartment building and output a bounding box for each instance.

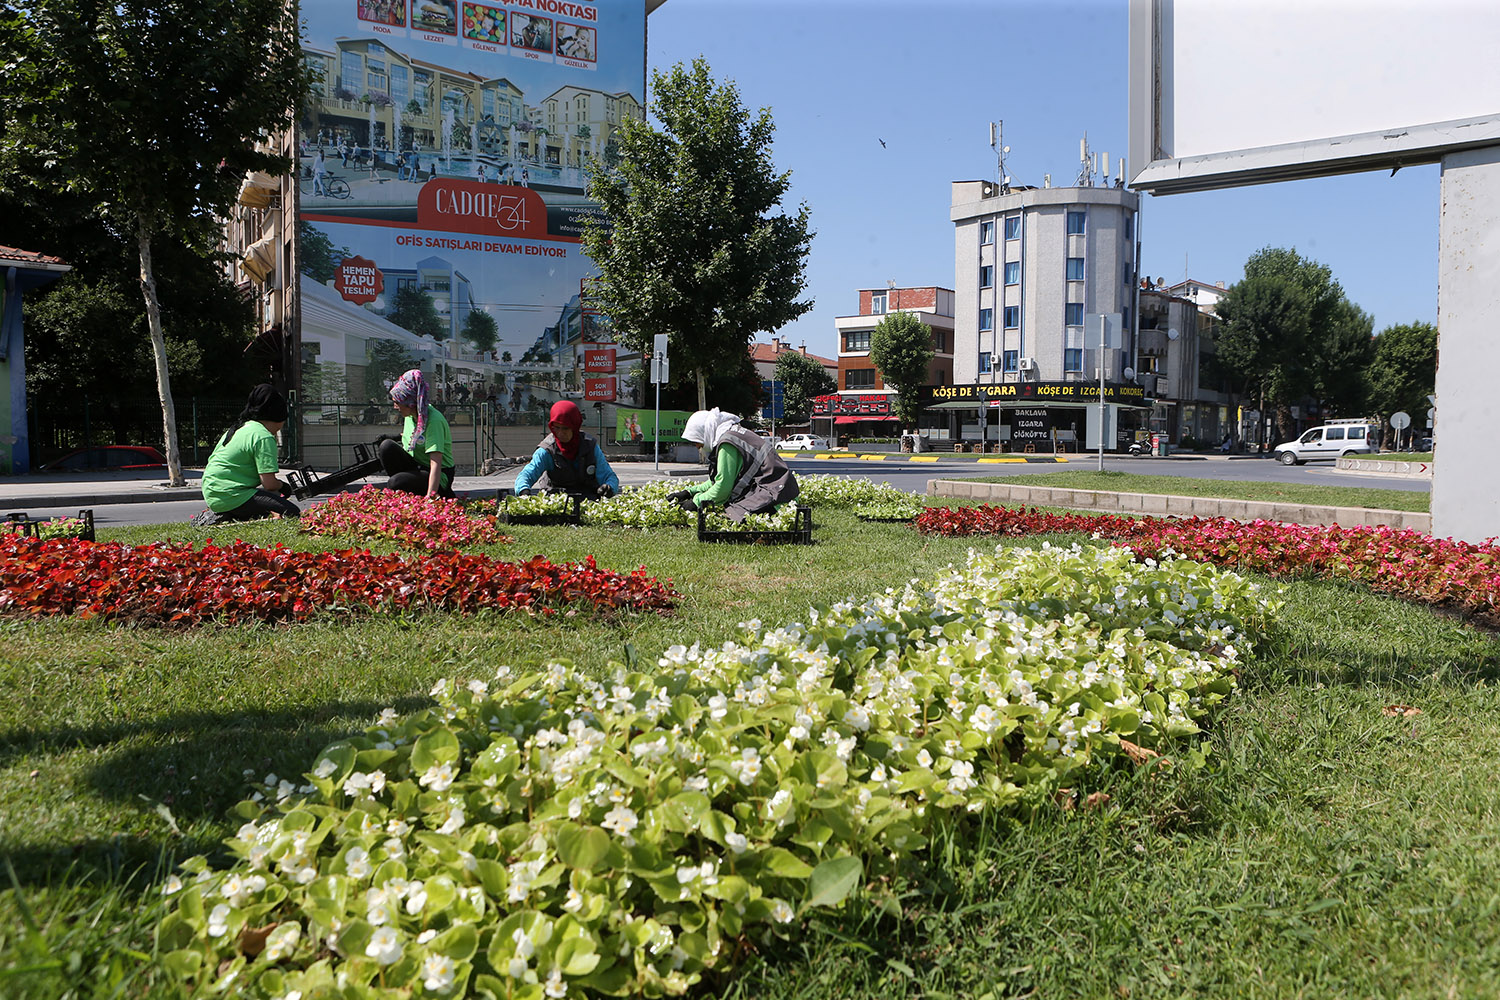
[823,286,955,440]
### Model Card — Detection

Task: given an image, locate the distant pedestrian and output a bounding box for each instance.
[311,150,328,196]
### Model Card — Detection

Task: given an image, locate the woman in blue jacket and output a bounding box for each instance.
[514,400,619,497]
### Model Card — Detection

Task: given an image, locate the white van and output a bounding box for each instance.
[1273,419,1379,465]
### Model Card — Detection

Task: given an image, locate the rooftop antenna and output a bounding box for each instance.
[990,120,1011,193]
[1077,133,1094,187]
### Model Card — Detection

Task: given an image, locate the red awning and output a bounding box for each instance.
[834,415,897,424]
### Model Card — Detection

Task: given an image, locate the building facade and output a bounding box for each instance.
[823,286,955,441]
[946,180,1147,451]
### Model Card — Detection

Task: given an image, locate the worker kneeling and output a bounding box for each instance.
[514,400,620,497]
[669,408,799,521]
[196,384,300,524]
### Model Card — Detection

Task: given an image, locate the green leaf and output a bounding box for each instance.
[555,822,612,872]
[410,728,460,773]
[803,855,863,910]
[759,847,813,879]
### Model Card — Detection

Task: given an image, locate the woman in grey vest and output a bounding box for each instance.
[669,408,799,522]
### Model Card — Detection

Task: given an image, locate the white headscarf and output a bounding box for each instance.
[682,408,741,452]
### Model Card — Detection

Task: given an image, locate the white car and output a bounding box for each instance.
[781,434,829,451]
[1273,420,1378,465]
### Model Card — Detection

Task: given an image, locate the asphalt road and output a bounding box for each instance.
[20,453,1427,529]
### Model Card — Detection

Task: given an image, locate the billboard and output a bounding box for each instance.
[617,408,689,444]
[298,0,644,397]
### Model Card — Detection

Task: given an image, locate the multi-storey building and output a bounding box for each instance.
[824,286,955,441]
[944,180,1149,452]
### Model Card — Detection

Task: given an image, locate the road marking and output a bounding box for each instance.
[978,457,1024,463]
[908,455,939,462]
[859,454,887,461]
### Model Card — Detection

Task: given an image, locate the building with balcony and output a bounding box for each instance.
[823,287,955,441]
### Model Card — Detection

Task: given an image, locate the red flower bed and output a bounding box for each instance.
[0,535,676,626]
[300,487,512,551]
[914,505,1500,628]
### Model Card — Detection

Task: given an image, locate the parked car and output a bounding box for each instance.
[781,433,829,451]
[1272,419,1378,465]
[39,445,168,472]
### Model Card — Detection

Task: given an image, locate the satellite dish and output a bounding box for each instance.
[1167,328,1181,341]
[1123,367,1136,381]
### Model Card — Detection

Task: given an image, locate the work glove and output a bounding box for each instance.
[595,484,614,499]
[514,488,534,497]
[672,492,698,512]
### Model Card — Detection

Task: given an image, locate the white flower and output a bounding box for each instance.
[769,899,795,923]
[563,887,584,912]
[467,679,490,697]
[725,831,748,854]
[344,847,371,880]
[422,953,457,992]
[513,926,536,960]
[420,761,456,792]
[161,874,183,895]
[312,758,337,779]
[708,693,729,720]
[915,749,933,768]
[207,903,231,937]
[842,705,871,731]
[417,929,439,944]
[508,956,529,979]
[405,880,428,914]
[378,708,399,727]
[365,926,402,965]
[601,805,638,837]
[544,968,568,997]
[969,704,1000,734]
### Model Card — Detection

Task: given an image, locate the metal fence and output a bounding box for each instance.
[27,396,247,467]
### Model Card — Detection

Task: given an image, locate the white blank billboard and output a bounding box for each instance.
[1129,0,1500,194]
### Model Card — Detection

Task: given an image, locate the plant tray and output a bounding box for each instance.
[494,489,583,526]
[698,505,813,545]
[2,508,96,542]
[855,513,919,523]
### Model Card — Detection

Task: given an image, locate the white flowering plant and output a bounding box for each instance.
[700,504,803,534]
[794,475,914,510]
[852,494,926,521]
[155,543,1277,999]
[497,493,581,517]
[580,481,695,530]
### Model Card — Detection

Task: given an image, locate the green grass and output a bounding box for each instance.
[1373,452,1435,463]
[4,512,1499,998]
[967,470,1431,513]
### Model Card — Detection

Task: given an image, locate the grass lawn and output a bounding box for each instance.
[4,509,1499,998]
[966,470,1431,513]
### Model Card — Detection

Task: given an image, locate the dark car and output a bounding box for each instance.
[40,445,168,472]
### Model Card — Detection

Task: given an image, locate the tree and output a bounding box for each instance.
[501,351,513,363]
[300,223,351,285]
[773,350,835,423]
[364,339,418,401]
[581,58,814,410]
[1365,321,1438,447]
[461,309,499,354]
[1215,247,1367,440]
[869,311,935,426]
[0,0,305,486]
[387,286,447,341]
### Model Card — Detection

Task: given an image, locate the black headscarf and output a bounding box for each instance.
[221,384,288,445]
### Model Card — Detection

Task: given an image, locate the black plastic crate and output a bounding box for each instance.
[855,513,920,523]
[493,489,583,526]
[2,508,96,542]
[697,505,813,545]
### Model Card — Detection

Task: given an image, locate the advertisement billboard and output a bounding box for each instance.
[617,408,689,444]
[298,0,644,400]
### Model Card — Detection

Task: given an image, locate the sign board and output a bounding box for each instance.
[334,256,384,305]
[650,332,669,383]
[1008,408,1051,449]
[584,376,615,402]
[812,393,893,417]
[582,345,615,373]
[920,381,1150,407]
[760,379,784,421]
[617,408,690,443]
[1128,0,1500,194]
[1084,313,1121,350]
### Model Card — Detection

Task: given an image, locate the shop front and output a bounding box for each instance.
[811,392,901,446]
[919,381,1153,453]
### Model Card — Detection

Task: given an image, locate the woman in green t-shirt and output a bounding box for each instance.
[378,369,456,498]
[197,385,300,522]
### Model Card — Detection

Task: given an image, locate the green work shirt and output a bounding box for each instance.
[404,404,454,485]
[202,422,280,512]
[685,443,744,507]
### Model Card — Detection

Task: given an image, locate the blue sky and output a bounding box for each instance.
[646,0,1439,359]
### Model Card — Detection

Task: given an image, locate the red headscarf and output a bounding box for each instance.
[548,400,584,459]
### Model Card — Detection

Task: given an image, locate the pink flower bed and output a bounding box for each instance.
[914,505,1500,628]
[300,487,511,551]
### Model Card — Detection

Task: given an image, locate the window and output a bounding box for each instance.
[871,291,887,315]
[977,352,992,375]
[1067,211,1086,235]
[979,265,994,288]
[392,65,410,108]
[1064,348,1083,372]
[1066,257,1085,281]
[1003,305,1019,329]
[1325,427,1345,440]
[978,308,993,331]
[1004,216,1020,240]
[1004,261,1020,285]
[980,221,995,244]
[1065,303,1084,326]
[845,368,876,390]
[843,331,871,352]
[1124,265,1133,287]
[1125,216,1133,240]
[932,330,948,352]
[1122,307,1130,332]
[341,51,362,93]
[1348,426,1367,440]
[1003,350,1019,373]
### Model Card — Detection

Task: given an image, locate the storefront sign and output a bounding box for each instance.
[583,376,615,401]
[921,381,1149,406]
[1009,408,1051,447]
[812,393,893,416]
[582,345,615,372]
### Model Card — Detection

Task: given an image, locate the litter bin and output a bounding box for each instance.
[1153,433,1169,458]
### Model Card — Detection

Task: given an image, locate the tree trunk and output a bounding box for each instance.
[136,223,186,487]
[696,370,707,412]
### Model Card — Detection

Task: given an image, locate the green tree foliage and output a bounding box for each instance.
[387,286,447,341]
[299,223,350,285]
[1365,321,1438,443]
[0,0,305,485]
[461,309,499,355]
[773,349,837,423]
[364,339,418,401]
[1215,247,1370,438]
[869,311,936,425]
[581,58,814,410]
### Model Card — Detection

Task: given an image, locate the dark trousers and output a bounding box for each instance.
[219,489,300,521]
[377,438,455,497]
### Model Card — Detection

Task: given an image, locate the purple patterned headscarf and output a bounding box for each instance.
[390,369,430,446]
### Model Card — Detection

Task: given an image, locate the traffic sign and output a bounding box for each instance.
[1391,410,1411,430]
